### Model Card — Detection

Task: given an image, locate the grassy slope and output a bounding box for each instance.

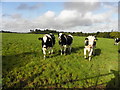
[2,33,118,88]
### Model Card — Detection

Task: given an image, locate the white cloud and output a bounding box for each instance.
[44,11,55,18]
[33,11,56,29]
[64,2,101,14]
[2,8,118,32]
[11,14,22,19]
[56,10,77,21]
[92,11,111,23]
[1,2,118,32]
[17,3,43,10]
[55,10,80,26]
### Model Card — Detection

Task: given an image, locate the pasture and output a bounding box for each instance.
[2,33,119,88]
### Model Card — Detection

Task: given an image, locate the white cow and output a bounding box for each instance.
[38,33,55,59]
[84,35,97,61]
[114,38,120,45]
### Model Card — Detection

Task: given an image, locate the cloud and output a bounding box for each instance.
[17,3,43,10]
[2,2,118,32]
[3,10,116,32]
[2,11,56,32]
[64,2,101,14]
[55,10,80,27]
[2,17,32,32]
[2,14,11,17]
[55,8,114,28]
[11,14,22,19]
[2,9,117,32]
[2,13,22,19]
[103,2,118,14]
[34,11,56,28]
[44,11,55,18]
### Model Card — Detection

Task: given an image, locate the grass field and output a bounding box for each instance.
[2,33,119,88]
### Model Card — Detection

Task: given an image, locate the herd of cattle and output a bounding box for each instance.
[38,33,120,60]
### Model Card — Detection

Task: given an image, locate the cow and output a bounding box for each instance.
[114,38,120,45]
[58,33,73,55]
[84,35,98,61]
[38,33,55,59]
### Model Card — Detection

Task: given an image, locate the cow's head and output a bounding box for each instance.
[85,38,89,46]
[85,36,97,48]
[38,38,43,40]
[38,34,51,48]
[58,33,63,40]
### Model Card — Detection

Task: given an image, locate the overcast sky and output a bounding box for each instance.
[1,0,119,33]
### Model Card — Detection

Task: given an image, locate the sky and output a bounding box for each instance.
[1,0,119,33]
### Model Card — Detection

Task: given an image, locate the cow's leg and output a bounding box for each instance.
[48,47,51,54]
[89,48,93,61]
[84,48,87,59]
[92,47,95,55]
[114,42,117,45]
[114,42,118,45]
[42,48,46,59]
[69,45,72,54]
[48,47,53,54]
[63,45,67,55]
[50,47,54,54]
[60,46,63,55]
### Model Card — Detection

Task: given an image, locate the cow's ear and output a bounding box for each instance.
[38,38,43,40]
[85,40,88,46]
[85,38,88,40]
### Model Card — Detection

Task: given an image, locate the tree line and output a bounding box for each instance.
[1,29,120,38]
[29,29,120,38]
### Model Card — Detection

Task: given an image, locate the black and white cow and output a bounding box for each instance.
[58,33,73,55]
[38,33,55,59]
[114,38,120,45]
[84,35,97,61]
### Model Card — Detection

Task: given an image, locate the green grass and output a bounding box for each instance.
[2,33,119,88]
